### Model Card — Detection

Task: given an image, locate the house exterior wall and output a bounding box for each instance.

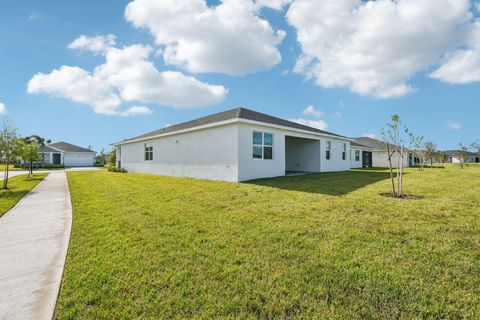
[350,148,363,168]
[319,138,351,172]
[237,123,285,181]
[64,152,95,167]
[372,151,410,168]
[118,124,239,182]
[117,121,353,183]
[237,122,351,181]
[285,136,320,172]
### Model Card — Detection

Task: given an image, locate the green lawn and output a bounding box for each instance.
[0,174,47,217]
[57,165,480,319]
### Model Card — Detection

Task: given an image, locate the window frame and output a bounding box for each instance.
[326,141,331,160]
[252,131,273,160]
[342,143,347,160]
[144,143,153,161]
[355,150,360,162]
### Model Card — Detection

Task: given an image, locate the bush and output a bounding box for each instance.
[107,166,127,173]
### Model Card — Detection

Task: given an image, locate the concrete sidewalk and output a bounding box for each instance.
[0,172,72,320]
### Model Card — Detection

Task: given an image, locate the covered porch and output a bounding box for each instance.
[285,135,321,175]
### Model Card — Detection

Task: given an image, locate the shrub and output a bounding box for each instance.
[107,166,127,173]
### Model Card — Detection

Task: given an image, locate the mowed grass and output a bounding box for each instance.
[0,174,47,217]
[56,165,480,319]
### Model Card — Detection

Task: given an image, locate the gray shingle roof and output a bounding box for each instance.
[353,137,391,151]
[350,141,373,149]
[39,145,61,153]
[48,142,95,153]
[118,107,348,144]
[443,150,477,157]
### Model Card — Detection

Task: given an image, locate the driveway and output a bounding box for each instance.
[0,172,72,320]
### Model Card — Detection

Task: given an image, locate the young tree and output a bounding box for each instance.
[424,142,437,168]
[382,115,411,197]
[457,143,470,169]
[411,135,425,171]
[108,150,117,168]
[20,138,41,177]
[437,152,448,168]
[472,140,480,161]
[96,148,106,166]
[0,120,23,189]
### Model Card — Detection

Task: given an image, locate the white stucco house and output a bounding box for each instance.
[115,108,355,182]
[444,150,479,163]
[352,137,415,168]
[39,142,96,167]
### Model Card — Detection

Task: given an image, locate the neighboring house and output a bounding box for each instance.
[39,142,96,167]
[443,150,480,163]
[115,108,353,182]
[350,141,374,168]
[352,137,415,168]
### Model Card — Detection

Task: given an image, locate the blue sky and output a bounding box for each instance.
[1,0,479,152]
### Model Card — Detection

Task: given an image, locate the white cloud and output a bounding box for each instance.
[0,102,7,115]
[302,105,323,117]
[333,111,342,118]
[28,65,122,115]
[125,0,285,75]
[287,0,476,98]
[256,0,291,10]
[290,118,328,130]
[363,133,376,139]
[28,37,228,116]
[447,121,462,130]
[430,22,480,84]
[118,105,153,117]
[68,34,117,54]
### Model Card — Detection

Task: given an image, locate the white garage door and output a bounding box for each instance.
[64,153,95,167]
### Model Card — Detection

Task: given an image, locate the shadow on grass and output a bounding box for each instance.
[246,169,394,196]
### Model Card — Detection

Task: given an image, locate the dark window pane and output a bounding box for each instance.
[253,132,263,145]
[342,152,346,160]
[326,150,330,160]
[264,133,273,146]
[253,146,262,159]
[263,146,273,159]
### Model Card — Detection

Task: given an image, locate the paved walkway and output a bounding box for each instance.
[0,172,72,320]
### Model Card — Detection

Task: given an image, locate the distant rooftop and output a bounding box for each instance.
[47,141,95,153]
[117,107,349,144]
[352,137,391,150]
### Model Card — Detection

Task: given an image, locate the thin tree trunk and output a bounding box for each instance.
[3,158,10,189]
[386,144,396,197]
[398,148,404,197]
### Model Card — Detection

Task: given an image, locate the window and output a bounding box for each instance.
[252,131,273,160]
[342,143,347,160]
[355,150,360,161]
[326,141,331,160]
[144,143,153,161]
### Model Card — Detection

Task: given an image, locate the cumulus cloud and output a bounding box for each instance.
[290,118,328,130]
[119,105,153,117]
[430,22,480,84]
[0,102,7,114]
[302,105,323,118]
[28,35,228,116]
[28,66,122,115]
[256,0,291,10]
[68,34,117,53]
[447,121,462,130]
[287,0,477,98]
[125,0,285,75]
